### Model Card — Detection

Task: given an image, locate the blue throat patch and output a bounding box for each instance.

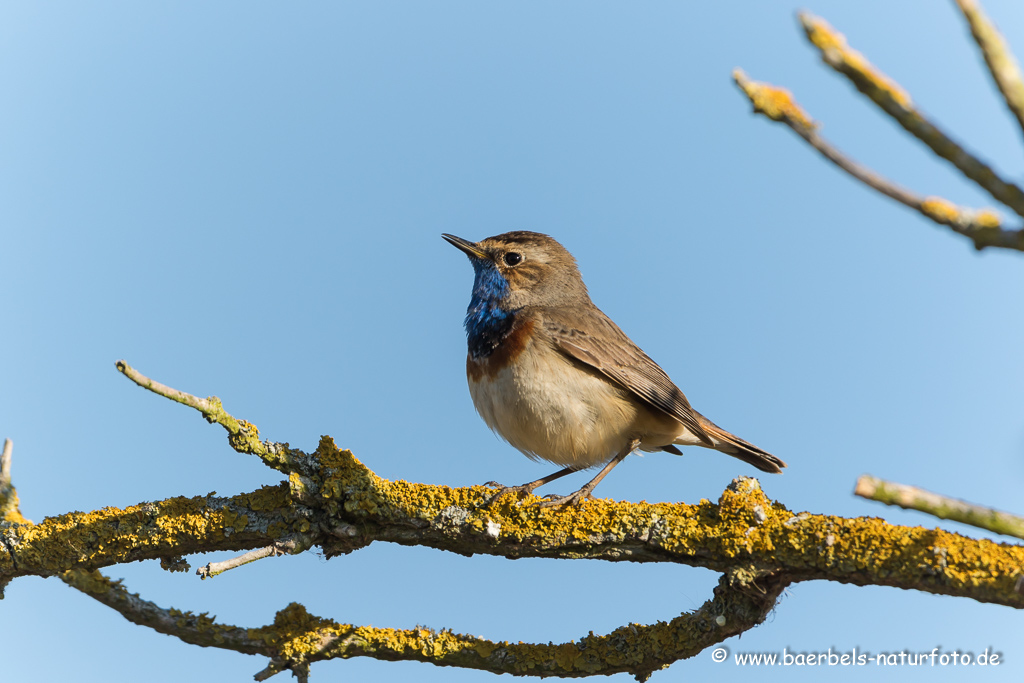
[465,258,515,359]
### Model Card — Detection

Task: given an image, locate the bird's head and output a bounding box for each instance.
[442,231,590,310]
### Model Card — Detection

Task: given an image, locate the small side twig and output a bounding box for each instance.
[115,360,305,475]
[1,438,12,486]
[115,361,220,417]
[955,0,1024,141]
[732,69,1024,252]
[855,475,1024,540]
[0,438,28,525]
[197,539,303,580]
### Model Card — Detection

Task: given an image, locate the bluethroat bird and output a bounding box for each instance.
[443,231,785,507]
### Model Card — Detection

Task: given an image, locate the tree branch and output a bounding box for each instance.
[798,11,1024,219]
[0,484,311,584]
[732,69,1024,252]
[955,0,1024,141]
[8,448,1023,604]
[855,475,1024,541]
[59,566,781,682]
[5,362,1021,679]
[61,568,266,654]
[115,360,311,475]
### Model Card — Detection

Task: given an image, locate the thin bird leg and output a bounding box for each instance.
[483,467,578,507]
[538,438,641,508]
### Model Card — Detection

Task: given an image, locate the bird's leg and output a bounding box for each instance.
[482,467,578,507]
[538,438,641,508]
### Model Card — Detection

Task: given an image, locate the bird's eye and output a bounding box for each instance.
[503,252,523,266]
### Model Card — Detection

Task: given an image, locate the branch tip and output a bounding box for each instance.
[733,68,816,130]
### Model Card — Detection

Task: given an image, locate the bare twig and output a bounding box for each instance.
[955,0,1024,140]
[197,538,304,579]
[799,11,1024,219]
[197,546,278,579]
[115,361,219,416]
[855,475,1024,540]
[0,438,27,525]
[733,69,1024,251]
[115,360,306,475]
[1,438,11,486]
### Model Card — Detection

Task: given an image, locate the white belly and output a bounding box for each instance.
[468,340,683,469]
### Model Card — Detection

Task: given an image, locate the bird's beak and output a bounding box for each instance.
[442,233,489,260]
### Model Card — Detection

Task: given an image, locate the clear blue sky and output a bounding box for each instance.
[3,1,1022,681]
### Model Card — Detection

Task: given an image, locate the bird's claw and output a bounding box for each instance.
[536,488,594,508]
[480,482,539,508]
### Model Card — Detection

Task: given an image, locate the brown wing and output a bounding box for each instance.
[541,310,715,447]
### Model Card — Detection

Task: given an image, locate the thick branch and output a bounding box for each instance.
[856,475,1024,540]
[0,484,309,583]
[955,0,1024,140]
[59,566,780,681]
[733,69,1024,252]
[799,11,1024,218]
[10,454,1022,608]
[247,573,782,681]
[6,362,1019,679]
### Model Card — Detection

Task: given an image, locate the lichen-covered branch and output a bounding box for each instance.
[856,475,1024,540]
[4,363,1022,680]
[8,440,1022,606]
[732,69,1024,252]
[20,444,1023,678]
[955,0,1024,141]
[0,484,310,584]
[59,567,780,682]
[798,11,1024,219]
[249,572,781,681]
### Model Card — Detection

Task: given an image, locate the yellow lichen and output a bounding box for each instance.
[974,210,1002,230]
[7,427,1022,683]
[1,489,29,525]
[5,484,292,576]
[800,12,913,109]
[921,197,963,224]
[733,69,816,130]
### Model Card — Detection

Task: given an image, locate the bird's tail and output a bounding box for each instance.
[694,413,786,474]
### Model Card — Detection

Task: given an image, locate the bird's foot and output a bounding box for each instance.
[536,487,595,508]
[480,467,578,508]
[481,481,541,507]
